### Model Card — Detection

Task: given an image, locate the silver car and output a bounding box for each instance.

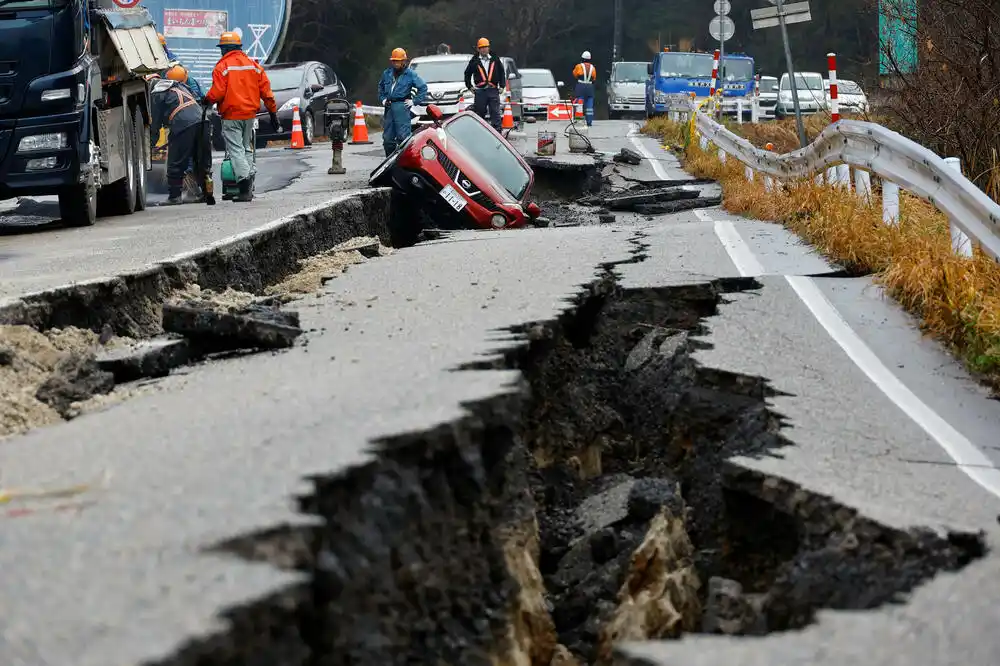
[775,72,826,117]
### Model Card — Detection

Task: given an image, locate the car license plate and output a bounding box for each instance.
[439,184,467,212]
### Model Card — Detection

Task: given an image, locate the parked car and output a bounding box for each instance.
[409,53,474,123]
[369,105,542,245]
[823,78,870,114]
[775,72,826,118]
[248,61,348,148]
[607,61,648,119]
[757,75,778,119]
[520,68,563,118]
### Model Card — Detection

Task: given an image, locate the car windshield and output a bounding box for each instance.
[760,78,778,92]
[838,80,863,94]
[658,52,714,78]
[613,62,648,82]
[521,70,556,88]
[780,74,823,90]
[720,57,753,81]
[445,114,531,200]
[266,68,304,91]
[410,59,466,83]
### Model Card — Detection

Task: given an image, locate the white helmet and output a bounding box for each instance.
[581,50,592,60]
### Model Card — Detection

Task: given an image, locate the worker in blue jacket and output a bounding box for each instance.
[378,48,428,156]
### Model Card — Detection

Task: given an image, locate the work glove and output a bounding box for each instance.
[200,97,213,108]
[404,99,413,108]
[269,112,282,134]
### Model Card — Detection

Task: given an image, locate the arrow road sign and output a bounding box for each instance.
[709,15,735,41]
[752,1,811,30]
[546,103,572,120]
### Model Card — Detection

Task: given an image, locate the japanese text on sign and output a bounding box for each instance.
[163,9,228,40]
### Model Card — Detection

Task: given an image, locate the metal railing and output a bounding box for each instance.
[684,103,1000,260]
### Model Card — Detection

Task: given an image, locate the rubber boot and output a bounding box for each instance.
[232,178,253,202]
[328,147,346,175]
[162,179,184,205]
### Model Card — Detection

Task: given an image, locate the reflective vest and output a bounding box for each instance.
[575,63,595,83]
[168,86,198,123]
[478,60,497,88]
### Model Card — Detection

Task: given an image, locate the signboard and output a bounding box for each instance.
[140,0,291,92]
[163,9,228,40]
[546,103,572,120]
[879,0,917,74]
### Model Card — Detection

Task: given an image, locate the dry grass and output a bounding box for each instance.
[642,116,1000,378]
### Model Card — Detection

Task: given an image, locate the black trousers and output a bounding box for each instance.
[166,123,211,194]
[473,87,502,130]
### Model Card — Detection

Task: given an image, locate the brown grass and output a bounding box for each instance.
[642,116,1000,378]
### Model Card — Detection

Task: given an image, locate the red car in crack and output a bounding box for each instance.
[369,105,542,244]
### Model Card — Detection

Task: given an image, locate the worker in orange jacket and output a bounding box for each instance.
[572,51,597,127]
[202,31,280,202]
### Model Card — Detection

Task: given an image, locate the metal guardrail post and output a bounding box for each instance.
[882,182,900,224]
[944,157,973,256]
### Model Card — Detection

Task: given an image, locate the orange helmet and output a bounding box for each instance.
[157,33,166,46]
[165,65,187,82]
[217,31,241,47]
[390,47,407,61]
[477,37,490,48]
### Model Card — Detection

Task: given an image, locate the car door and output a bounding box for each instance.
[324,65,347,101]
[304,66,325,119]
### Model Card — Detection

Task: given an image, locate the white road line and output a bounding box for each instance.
[627,123,668,180]
[700,209,1000,499]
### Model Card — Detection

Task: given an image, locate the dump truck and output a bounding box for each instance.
[0,0,170,226]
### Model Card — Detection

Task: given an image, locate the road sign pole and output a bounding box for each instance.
[777,0,807,147]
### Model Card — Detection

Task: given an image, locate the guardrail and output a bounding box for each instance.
[685,105,1000,260]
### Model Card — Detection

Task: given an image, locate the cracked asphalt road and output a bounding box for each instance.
[1,120,1000,665]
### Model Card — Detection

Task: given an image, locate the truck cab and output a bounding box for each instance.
[0,0,168,226]
[644,49,755,119]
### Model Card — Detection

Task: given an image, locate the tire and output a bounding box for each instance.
[97,105,137,216]
[303,111,314,146]
[59,171,97,227]
[133,105,148,212]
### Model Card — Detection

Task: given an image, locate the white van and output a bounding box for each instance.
[775,72,826,118]
[408,53,475,123]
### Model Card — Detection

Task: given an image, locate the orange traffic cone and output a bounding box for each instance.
[501,101,514,129]
[350,101,372,145]
[288,106,306,149]
[573,98,584,120]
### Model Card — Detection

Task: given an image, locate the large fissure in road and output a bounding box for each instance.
[181,258,984,666]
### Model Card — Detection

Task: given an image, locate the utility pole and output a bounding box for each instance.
[777,0,806,147]
[750,0,812,148]
[612,0,622,62]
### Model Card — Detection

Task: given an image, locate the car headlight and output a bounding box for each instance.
[41,88,71,101]
[420,144,437,160]
[490,214,507,228]
[18,132,67,152]
[279,97,301,112]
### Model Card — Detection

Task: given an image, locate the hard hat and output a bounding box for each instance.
[165,65,187,82]
[581,50,592,60]
[390,47,407,61]
[217,31,241,47]
[477,37,490,48]
[157,33,166,46]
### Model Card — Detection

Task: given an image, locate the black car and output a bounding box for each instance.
[251,61,348,147]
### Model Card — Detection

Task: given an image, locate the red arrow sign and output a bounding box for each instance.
[546,103,571,120]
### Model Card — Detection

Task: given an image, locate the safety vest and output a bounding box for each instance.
[576,63,594,83]
[168,86,198,122]
[477,59,497,87]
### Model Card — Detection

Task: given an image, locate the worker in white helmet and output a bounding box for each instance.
[572,50,597,126]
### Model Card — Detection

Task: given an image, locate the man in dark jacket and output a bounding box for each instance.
[149,66,214,205]
[464,37,506,131]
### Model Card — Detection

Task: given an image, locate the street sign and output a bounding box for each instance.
[546,103,572,121]
[752,1,811,30]
[709,15,735,41]
[713,0,731,15]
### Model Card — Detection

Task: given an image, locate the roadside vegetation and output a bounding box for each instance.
[642,115,1000,381]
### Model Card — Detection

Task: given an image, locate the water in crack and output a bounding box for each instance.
[188,273,984,666]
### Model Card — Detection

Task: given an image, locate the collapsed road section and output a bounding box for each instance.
[162,267,983,666]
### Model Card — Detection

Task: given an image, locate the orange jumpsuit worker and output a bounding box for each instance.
[202,31,280,202]
[572,51,597,127]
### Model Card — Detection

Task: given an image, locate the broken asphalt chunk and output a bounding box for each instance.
[162,303,302,352]
[602,187,701,211]
[634,196,722,215]
[36,352,115,418]
[96,337,191,382]
[612,147,643,166]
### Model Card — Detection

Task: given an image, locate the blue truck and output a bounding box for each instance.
[644,49,755,119]
[0,0,171,226]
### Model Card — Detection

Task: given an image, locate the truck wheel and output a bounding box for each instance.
[59,174,98,227]
[97,106,137,216]
[133,106,148,212]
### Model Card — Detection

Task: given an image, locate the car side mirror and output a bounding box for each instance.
[427,104,444,123]
[647,64,653,75]
[310,83,323,92]
[526,202,541,218]
[557,81,564,87]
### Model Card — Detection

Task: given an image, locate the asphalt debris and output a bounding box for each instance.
[35,352,115,418]
[162,302,303,352]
